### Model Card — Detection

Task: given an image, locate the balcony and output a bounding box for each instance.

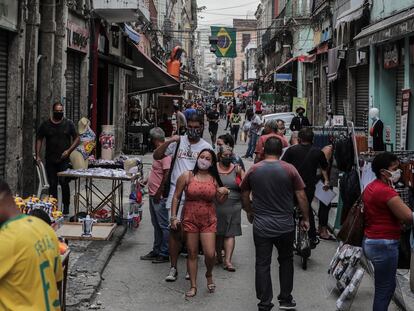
[93,0,150,23]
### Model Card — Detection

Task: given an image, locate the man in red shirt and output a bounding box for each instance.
[255,119,288,163]
[255,100,262,113]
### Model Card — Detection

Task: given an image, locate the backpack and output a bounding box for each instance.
[231,114,241,123]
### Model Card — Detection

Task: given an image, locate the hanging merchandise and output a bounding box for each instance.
[100,125,115,160]
[339,170,361,224]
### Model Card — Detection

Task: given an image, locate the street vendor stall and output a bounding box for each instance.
[58,167,142,222]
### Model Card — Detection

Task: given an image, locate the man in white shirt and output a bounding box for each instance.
[153,113,212,282]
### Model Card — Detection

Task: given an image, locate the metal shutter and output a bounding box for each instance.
[0,30,8,179]
[335,69,348,116]
[355,65,369,127]
[395,66,404,150]
[65,52,81,124]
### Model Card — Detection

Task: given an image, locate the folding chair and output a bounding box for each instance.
[34,157,62,210]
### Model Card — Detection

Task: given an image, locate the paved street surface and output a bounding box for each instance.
[89,118,401,311]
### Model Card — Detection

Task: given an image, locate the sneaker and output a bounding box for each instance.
[140,251,158,261]
[185,272,190,280]
[152,255,169,264]
[279,299,296,310]
[165,267,178,282]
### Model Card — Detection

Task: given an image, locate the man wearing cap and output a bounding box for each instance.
[290,107,310,131]
[36,102,79,216]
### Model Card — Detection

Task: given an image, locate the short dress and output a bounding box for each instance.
[182,174,218,233]
[216,167,242,237]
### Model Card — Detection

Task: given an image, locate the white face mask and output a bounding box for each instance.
[385,169,401,184]
[197,158,211,171]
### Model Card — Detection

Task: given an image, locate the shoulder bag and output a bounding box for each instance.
[337,196,365,247]
[162,138,180,198]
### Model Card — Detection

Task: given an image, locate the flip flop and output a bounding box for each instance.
[223,265,236,272]
[319,235,336,241]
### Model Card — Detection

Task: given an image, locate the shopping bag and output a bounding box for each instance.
[337,197,364,247]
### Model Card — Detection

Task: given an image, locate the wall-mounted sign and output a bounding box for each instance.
[220,92,234,97]
[385,125,391,143]
[333,115,344,126]
[67,20,88,53]
[400,88,411,150]
[0,0,18,31]
[383,44,399,69]
[274,73,293,82]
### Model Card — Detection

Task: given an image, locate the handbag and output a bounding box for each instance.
[337,196,365,247]
[162,138,180,198]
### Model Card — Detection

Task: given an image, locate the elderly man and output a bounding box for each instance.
[141,127,171,264]
[254,119,289,163]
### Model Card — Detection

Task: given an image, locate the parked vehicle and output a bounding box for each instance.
[262,112,295,141]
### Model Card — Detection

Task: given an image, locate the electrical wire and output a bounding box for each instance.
[201,1,259,11]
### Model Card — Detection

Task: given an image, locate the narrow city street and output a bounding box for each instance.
[90,120,400,311]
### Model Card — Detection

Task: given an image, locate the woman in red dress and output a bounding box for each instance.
[170,149,229,297]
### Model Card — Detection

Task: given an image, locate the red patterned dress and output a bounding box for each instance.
[182,173,217,233]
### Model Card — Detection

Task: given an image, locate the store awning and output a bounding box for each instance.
[183,82,209,93]
[98,53,143,74]
[124,24,140,44]
[328,47,341,82]
[129,45,181,94]
[335,0,366,29]
[276,57,297,72]
[354,8,414,48]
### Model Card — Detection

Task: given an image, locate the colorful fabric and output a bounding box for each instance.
[76,127,96,159]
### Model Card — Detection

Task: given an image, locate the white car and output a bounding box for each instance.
[261,112,296,142]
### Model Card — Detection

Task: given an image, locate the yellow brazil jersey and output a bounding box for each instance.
[0,214,63,311]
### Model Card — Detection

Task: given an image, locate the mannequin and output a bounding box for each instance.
[70,117,96,169]
[129,96,142,124]
[145,102,158,125]
[369,107,385,151]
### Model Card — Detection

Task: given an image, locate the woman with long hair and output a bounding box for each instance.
[215,144,245,271]
[170,149,229,298]
[363,152,413,310]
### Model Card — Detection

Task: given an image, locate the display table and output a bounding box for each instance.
[58,168,139,222]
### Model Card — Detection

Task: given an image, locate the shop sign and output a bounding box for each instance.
[292,97,308,116]
[333,115,344,126]
[0,0,18,31]
[400,88,411,150]
[274,73,292,82]
[383,44,399,69]
[385,126,391,143]
[67,20,88,53]
[220,92,234,97]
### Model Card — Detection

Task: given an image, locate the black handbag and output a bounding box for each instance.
[162,138,180,198]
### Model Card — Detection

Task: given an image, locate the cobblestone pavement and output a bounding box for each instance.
[67,118,402,311]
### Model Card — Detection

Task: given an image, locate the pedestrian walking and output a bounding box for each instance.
[224,101,233,130]
[219,101,225,119]
[244,109,263,160]
[254,119,288,163]
[217,134,245,171]
[282,128,330,248]
[173,102,187,135]
[153,113,212,282]
[289,106,310,131]
[140,128,171,264]
[241,137,310,311]
[216,144,245,271]
[170,149,229,297]
[207,103,220,149]
[241,108,254,144]
[362,152,413,311]
[0,180,63,310]
[230,107,242,144]
[36,102,80,216]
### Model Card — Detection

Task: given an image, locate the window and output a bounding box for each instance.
[242,34,251,52]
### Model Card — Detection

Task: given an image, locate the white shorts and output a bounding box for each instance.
[166,186,185,220]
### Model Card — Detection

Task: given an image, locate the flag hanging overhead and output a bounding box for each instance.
[211,26,237,58]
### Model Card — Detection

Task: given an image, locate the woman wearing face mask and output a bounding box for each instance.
[170,149,229,298]
[215,144,245,272]
[362,152,413,311]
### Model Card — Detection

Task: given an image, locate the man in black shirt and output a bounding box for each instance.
[36,102,80,215]
[282,127,329,248]
[289,107,311,131]
[207,103,220,149]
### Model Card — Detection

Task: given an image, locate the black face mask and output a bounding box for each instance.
[53,111,64,121]
[187,128,201,140]
[221,157,232,167]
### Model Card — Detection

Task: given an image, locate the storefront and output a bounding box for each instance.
[66,19,89,125]
[355,8,414,150]
[0,29,8,179]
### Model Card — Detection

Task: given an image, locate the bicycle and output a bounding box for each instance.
[293,207,311,270]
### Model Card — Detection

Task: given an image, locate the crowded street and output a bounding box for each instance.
[3,0,414,311]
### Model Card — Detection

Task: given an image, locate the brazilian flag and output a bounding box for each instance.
[210,27,237,58]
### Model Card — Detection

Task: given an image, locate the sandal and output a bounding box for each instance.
[223,264,236,272]
[185,287,197,298]
[206,274,216,293]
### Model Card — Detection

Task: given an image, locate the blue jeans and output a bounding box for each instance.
[363,238,399,311]
[246,133,259,158]
[149,196,170,257]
